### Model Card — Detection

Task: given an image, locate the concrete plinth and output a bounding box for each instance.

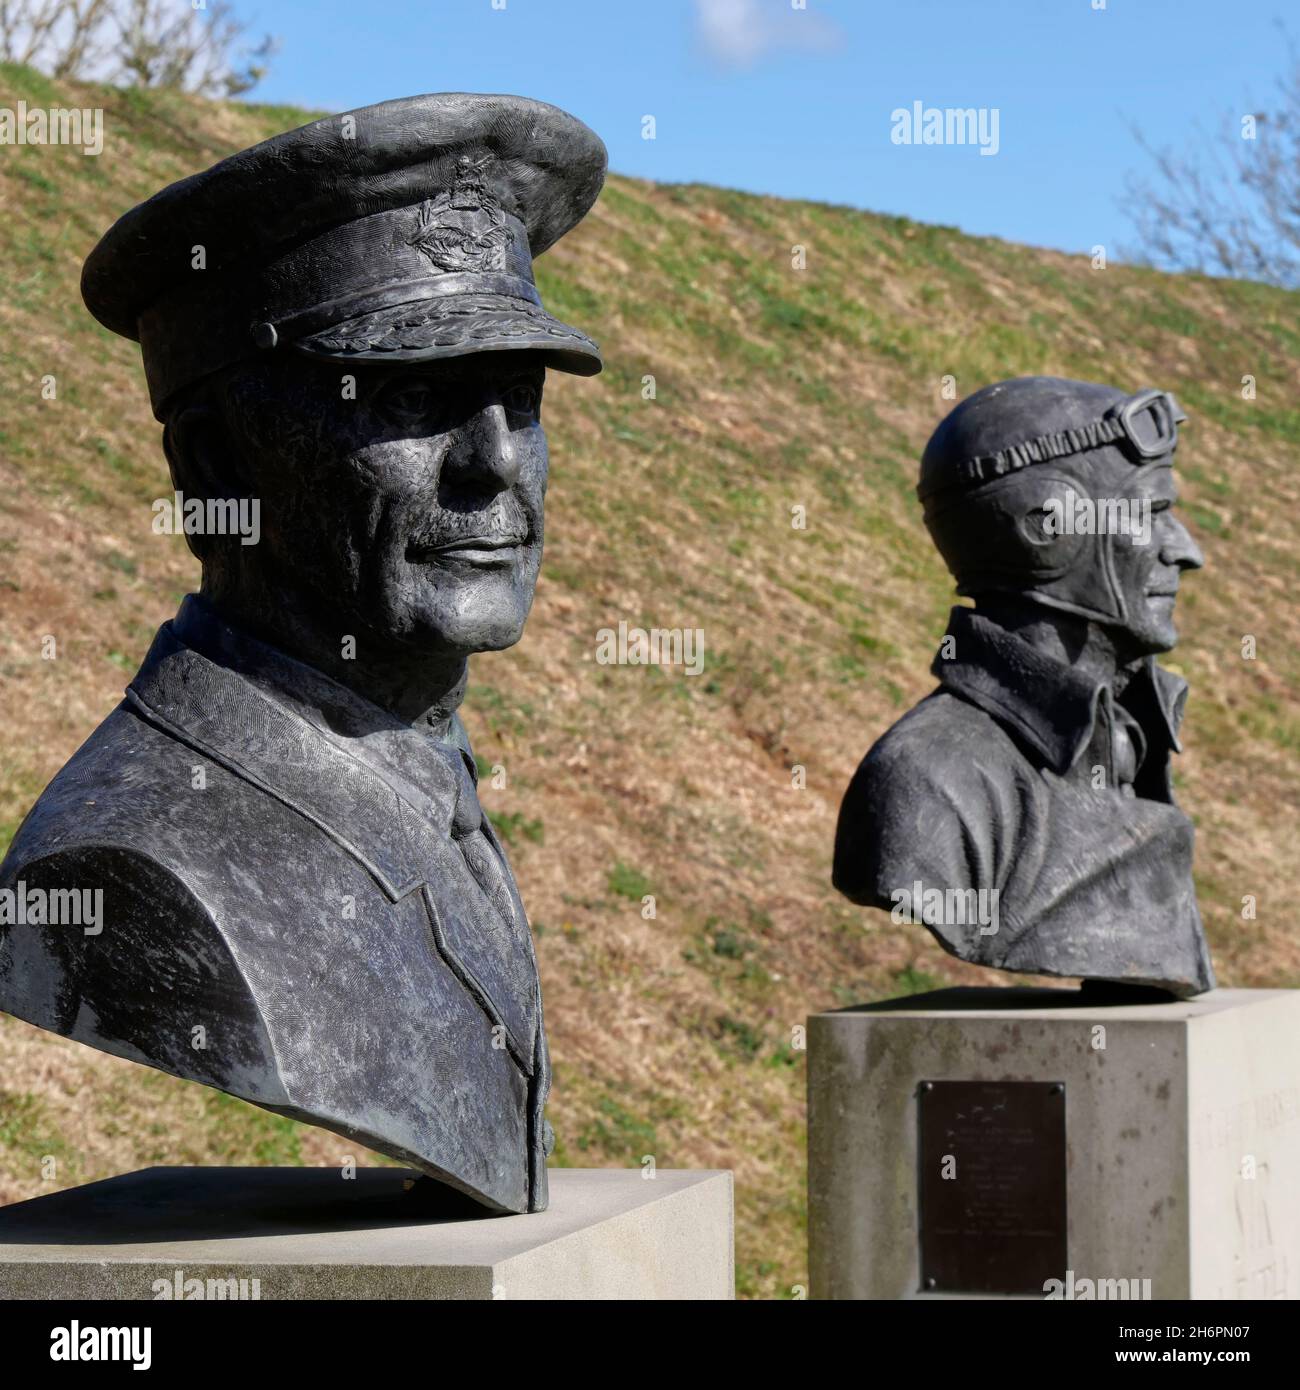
[0,1166,734,1300]
[809,987,1300,1300]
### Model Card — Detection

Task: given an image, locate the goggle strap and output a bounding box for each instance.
[934,416,1128,497]
[920,391,1181,505]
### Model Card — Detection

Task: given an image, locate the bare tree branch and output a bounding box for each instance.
[51,0,112,79]
[1124,30,1300,288]
[0,0,276,98]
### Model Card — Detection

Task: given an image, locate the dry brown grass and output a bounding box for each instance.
[1,68,1298,1298]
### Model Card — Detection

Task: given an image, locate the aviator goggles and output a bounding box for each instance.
[918,388,1186,505]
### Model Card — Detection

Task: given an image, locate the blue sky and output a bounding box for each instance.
[245,0,1293,261]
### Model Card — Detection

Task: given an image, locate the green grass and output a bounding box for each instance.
[488,809,545,846]
[607,861,652,900]
[0,1091,76,1176]
[0,59,1297,1302]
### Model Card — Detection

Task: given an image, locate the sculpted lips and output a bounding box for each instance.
[406,494,531,566]
[1146,567,1180,598]
[406,530,529,566]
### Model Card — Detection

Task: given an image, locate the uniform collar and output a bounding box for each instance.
[126,595,540,1078]
[174,594,474,753]
[931,606,1187,776]
[126,594,477,901]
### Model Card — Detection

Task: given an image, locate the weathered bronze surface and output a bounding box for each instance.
[0,94,606,1214]
[834,377,1215,997]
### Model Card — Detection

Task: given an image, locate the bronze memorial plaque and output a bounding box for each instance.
[917,1079,1067,1295]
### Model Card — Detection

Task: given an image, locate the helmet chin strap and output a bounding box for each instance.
[1022,455,1176,628]
[935,449,1175,636]
[1009,586,1127,627]
[955,505,1130,627]
[1017,526,1129,626]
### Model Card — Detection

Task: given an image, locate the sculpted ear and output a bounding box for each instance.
[162,403,239,499]
[161,401,251,566]
[997,473,1087,581]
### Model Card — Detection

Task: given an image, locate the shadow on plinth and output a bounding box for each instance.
[0,1166,501,1245]
[844,980,1183,1014]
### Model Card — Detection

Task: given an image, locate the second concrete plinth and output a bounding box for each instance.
[809,986,1300,1300]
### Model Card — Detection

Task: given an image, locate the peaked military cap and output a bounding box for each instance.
[81,93,607,418]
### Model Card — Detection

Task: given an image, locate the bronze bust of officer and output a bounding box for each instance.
[834,377,1214,997]
[0,94,606,1212]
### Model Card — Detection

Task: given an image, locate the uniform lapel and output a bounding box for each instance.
[125,612,540,1068]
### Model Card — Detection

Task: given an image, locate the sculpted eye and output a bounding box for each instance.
[501,381,542,419]
[377,379,440,423]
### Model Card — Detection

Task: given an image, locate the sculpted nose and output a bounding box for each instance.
[446,402,520,490]
[1161,515,1204,573]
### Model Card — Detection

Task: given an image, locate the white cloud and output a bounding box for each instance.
[695,0,842,70]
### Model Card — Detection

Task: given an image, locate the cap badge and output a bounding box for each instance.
[407,155,512,275]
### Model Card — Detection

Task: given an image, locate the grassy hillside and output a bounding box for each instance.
[1,66,1298,1298]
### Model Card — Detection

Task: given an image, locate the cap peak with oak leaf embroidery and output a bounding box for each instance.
[81,92,607,418]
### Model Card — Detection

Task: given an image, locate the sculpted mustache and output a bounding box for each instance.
[408,502,530,549]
